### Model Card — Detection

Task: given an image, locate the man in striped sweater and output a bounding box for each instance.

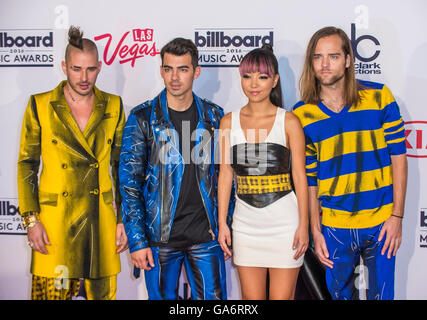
[293,26,407,300]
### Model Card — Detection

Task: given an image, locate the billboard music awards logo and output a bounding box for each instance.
[350,23,381,75]
[0,198,26,235]
[0,29,54,67]
[194,28,274,67]
[405,121,427,158]
[94,28,160,68]
[419,209,427,248]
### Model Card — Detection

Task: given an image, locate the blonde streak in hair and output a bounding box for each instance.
[300,38,321,105]
[345,57,361,107]
[299,48,311,103]
[347,78,357,107]
[339,29,361,108]
[301,62,318,104]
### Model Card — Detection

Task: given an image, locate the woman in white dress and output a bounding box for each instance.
[218,45,309,300]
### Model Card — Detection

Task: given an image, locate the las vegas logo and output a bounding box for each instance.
[94,28,160,67]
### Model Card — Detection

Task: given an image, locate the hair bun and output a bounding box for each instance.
[261,44,273,52]
[68,25,83,50]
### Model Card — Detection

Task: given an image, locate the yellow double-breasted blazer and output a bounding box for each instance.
[17,81,125,279]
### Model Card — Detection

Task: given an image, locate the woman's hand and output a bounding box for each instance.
[218,223,233,260]
[293,224,309,260]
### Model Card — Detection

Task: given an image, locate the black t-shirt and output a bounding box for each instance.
[151,100,212,248]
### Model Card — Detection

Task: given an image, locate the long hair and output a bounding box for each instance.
[239,44,283,108]
[299,26,361,106]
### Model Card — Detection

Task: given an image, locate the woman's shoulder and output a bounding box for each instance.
[284,109,299,122]
[284,110,303,131]
[220,111,233,128]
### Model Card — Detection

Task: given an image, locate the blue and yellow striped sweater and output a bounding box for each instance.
[293,80,406,228]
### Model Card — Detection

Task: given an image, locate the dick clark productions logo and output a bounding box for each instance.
[350,23,382,75]
[94,28,160,67]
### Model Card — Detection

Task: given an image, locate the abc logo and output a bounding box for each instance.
[350,23,380,62]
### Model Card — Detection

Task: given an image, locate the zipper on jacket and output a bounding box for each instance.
[159,162,166,242]
[208,229,215,241]
[196,162,215,241]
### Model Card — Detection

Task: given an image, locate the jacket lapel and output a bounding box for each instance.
[194,94,216,141]
[151,89,181,153]
[49,81,96,159]
[83,87,107,140]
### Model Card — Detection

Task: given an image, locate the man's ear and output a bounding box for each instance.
[194,65,201,79]
[345,53,351,68]
[61,60,67,75]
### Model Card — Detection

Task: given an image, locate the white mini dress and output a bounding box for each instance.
[230,107,304,268]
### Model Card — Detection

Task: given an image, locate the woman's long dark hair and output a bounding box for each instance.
[239,44,283,108]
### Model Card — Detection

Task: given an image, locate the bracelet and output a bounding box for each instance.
[391,214,403,219]
[23,213,40,228]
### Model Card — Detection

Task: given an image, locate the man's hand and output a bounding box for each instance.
[378,215,403,259]
[116,223,129,253]
[131,248,155,271]
[313,230,334,269]
[27,222,50,255]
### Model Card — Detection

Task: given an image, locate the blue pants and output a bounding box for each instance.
[322,223,395,300]
[144,240,227,300]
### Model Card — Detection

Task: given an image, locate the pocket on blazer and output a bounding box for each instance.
[38,191,58,207]
[103,112,119,120]
[102,190,113,204]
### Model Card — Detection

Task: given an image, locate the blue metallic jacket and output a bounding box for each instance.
[119,89,235,253]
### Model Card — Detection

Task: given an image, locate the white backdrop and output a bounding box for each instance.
[1,0,426,300]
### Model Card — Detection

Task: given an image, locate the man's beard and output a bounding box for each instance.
[68,81,93,96]
[317,72,345,87]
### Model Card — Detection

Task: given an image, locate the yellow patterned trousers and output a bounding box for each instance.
[31,275,117,300]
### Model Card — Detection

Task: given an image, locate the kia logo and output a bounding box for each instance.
[405,121,427,158]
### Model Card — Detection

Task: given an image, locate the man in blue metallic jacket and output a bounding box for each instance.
[119,38,234,300]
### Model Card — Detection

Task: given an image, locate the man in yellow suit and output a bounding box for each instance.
[17,26,128,300]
